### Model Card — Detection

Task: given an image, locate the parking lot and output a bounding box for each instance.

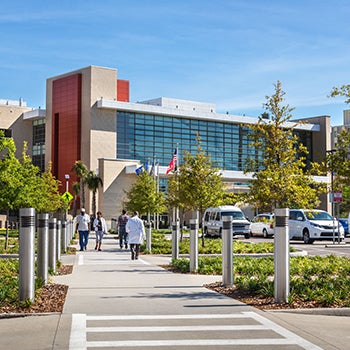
[243,236,350,257]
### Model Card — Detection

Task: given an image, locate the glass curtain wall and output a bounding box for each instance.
[117,112,313,171]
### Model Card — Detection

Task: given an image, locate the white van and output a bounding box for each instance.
[289,209,344,244]
[202,205,251,238]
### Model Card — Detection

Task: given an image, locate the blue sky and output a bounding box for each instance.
[1,0,350,125]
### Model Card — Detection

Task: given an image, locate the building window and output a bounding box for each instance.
[32,119,45,173]
[116,112,313,171]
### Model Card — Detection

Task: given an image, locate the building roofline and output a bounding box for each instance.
[97,99,321,131]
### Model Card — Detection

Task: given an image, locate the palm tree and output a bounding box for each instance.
[71,161,88,208]
[72,181,80,217]
[85,170,103,217]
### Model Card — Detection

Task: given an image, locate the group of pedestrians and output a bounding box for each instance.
[75,208,145,260]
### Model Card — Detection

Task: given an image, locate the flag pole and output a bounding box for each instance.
[176,144,179,222]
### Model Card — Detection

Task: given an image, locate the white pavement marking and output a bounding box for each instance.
[86,314,249,320]
[69,313,86,350]
[87,325,268,332]
[245,311,323,350]
[87,339,298,347]
[78,254,84,265]
[70,313,323,350]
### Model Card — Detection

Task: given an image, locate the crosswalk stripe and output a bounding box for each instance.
[87,338,297,347]
[86,314,249,321]
[87,325,268,332]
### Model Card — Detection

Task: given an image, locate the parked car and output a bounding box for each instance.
[289,209,344,244]
[250,213,274,238]
[338,218,349,237]
[202,205,251,238]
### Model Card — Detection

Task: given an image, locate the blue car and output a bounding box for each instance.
[338,218,349,237]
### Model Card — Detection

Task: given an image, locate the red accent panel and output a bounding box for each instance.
[52,74,82,194]
[117,79,130,102]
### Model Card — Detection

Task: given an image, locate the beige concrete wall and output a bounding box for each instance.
[89,66,117,171]
[98,158,139,223]
[0,105,32,157]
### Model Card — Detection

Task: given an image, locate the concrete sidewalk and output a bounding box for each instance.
[0,233,349,349]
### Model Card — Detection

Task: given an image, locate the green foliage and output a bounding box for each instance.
[169,139,225,215]
[37,162,62,213]
[0,136,62,213]
[170,255,350,307]
[85,170,103,217]
[140,231,289,255]
[0,259,19,303]
[324,131,350,213]
[329,84,350,105]
[244,81,324,212]
[71,161,88,208]
[125,171,166,216]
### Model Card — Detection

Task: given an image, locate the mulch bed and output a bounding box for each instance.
[0,265,72,315]
[205,281,333,310]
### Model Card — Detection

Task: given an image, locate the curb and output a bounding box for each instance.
[267,307,350,316]
[0,312,61,319]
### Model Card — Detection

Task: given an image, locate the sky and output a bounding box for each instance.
[1,0,350,126]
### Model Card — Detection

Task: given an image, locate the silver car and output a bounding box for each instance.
[250,213,274,238]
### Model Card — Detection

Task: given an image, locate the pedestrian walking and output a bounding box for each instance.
[93,211,107,251]
[125,211,145,260]
[75,208,91,251]
[118,209,129,249]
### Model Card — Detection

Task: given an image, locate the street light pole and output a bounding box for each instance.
[326,150,336,244]
[64,174,70,220]
[65,174,70,192]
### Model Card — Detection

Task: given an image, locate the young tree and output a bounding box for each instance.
[71,161,88,208]
[324,130,350,214]
[168,140,225,246]
[125,171,166,216]
[38,162,62,213]
[245,81,324,212]
[85,170,103,217]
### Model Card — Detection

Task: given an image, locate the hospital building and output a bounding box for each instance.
[1,65,331,223]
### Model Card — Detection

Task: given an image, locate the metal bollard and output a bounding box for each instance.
[37,213,49,284]
[189,219,198,272]
[19,208,36,301]
[171,221,180,260]
[222,215,233,287]
[274,208,290,303]
[48,218,57,273]
[145,222,152,252]
[61,221,67,252]
[69,220,73,244]
[56,220,61,261]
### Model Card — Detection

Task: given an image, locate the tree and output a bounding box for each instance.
[329,84,350,104]
[244,81,324,212]
[168,139,225,246]
[125,171,166,216]
[85,170,103,217]
[71,161,88,208]
[72,181,80,217]
[324,130,350,214]
[38,162,62,213]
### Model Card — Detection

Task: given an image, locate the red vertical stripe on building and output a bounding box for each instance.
[52,74,82,194]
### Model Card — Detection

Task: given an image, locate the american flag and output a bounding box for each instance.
[166,148,177,174]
